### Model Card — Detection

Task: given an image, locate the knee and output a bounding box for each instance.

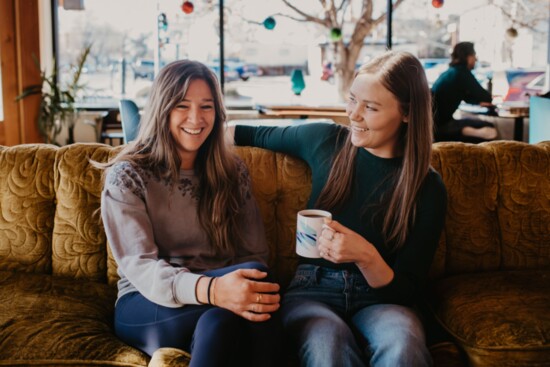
[372,335,431,367]
[195,308,242,337]
[291,315,358,360]
[356,305,431,366]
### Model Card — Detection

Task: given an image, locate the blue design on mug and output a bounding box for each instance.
[296,221,318,251]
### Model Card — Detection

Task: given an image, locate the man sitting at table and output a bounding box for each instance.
[431,42,498,143]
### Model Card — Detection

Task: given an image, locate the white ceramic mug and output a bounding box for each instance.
[296,209,332,258]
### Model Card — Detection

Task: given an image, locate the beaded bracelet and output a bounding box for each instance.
[207,277,216,305]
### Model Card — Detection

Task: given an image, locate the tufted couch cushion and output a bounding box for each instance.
[0,144,57,274]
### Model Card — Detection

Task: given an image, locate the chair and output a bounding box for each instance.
[118,99,141,143]
[99,109,124,146]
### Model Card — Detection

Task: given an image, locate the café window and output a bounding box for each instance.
[392,0,549,102]
[56,0,548,109]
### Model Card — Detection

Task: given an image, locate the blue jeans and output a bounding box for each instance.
[114,261,282,367]
[281,264,432,367]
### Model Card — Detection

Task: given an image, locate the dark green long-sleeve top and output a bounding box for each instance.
[431,64,492,127]
[235,123,447,305]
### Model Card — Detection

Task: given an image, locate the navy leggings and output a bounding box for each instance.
[114,261,283,367]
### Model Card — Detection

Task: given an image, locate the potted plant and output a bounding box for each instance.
[17,45,91,145]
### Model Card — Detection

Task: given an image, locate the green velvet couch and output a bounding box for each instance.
[0,141,549,367]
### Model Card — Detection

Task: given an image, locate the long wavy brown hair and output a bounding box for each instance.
[97,60,243,255]
[315,51,433,250]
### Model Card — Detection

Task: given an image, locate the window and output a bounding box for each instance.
[393,0,549,102]
[56,0,548,109]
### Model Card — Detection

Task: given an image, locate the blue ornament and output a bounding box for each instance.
[290,69,306,95]
[263,17,276,30]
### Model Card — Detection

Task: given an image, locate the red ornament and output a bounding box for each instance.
[432,0,444,8]
[181,1,194,14]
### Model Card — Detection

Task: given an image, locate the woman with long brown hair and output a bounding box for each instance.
[229,51,447,366]
[98,60,282,367]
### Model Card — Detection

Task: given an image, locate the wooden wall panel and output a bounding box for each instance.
[16,0,42,143]
[0,0,42,146]
[0,0,20,145]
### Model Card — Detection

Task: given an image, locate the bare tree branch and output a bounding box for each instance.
[339,0,350,28]
[328,0,339,26]
[495,4,548,33]
[281,0,329,27]
[273,12,326,26]
[349,0,374,49]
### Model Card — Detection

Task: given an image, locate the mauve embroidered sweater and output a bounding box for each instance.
[101,158,268,308]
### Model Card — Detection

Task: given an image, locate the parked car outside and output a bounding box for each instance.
[133,59,154,80]
[207,58,257,82]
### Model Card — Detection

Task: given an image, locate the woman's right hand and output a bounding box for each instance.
[213,269,280,322]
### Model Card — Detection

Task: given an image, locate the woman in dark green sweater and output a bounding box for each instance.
[229,51,447,366]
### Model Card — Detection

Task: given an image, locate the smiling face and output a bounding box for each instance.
[169,78,216,169]
[346,73,407,158]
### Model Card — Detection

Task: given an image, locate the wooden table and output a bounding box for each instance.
[458,103,529,141]
[228,118,334,127]
[257,104,348,124]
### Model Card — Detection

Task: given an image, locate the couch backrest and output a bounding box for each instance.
[0,141,548,286]
[429,141,550,278]
[52,144,121,283]
[0,144,57,274]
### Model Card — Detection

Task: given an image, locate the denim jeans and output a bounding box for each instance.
[115,261,283,367]
[281,264,432,367]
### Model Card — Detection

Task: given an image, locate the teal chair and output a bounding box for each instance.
[529,96,550,144]
[118,99,141,143]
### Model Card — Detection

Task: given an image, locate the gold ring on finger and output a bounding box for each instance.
[256,294,260,303]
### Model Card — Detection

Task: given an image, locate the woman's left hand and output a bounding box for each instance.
[318,219,395,288]
[318,219,374,266]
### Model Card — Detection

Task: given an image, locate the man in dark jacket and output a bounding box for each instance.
[431,42,498,143]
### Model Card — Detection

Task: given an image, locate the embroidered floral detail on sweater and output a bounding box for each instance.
[107,157,251,203]
[107,161,149,200]
[177,177,200,200]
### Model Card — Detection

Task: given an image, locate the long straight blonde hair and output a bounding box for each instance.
[99,60,243,255]
[316,51,433,250]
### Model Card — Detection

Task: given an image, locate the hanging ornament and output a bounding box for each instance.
[506,27,518,38]
[432,0,444,8]
[330,28,342,42]
[181,1,194,14]
[263,16,276,30]
[290,69,306,96]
